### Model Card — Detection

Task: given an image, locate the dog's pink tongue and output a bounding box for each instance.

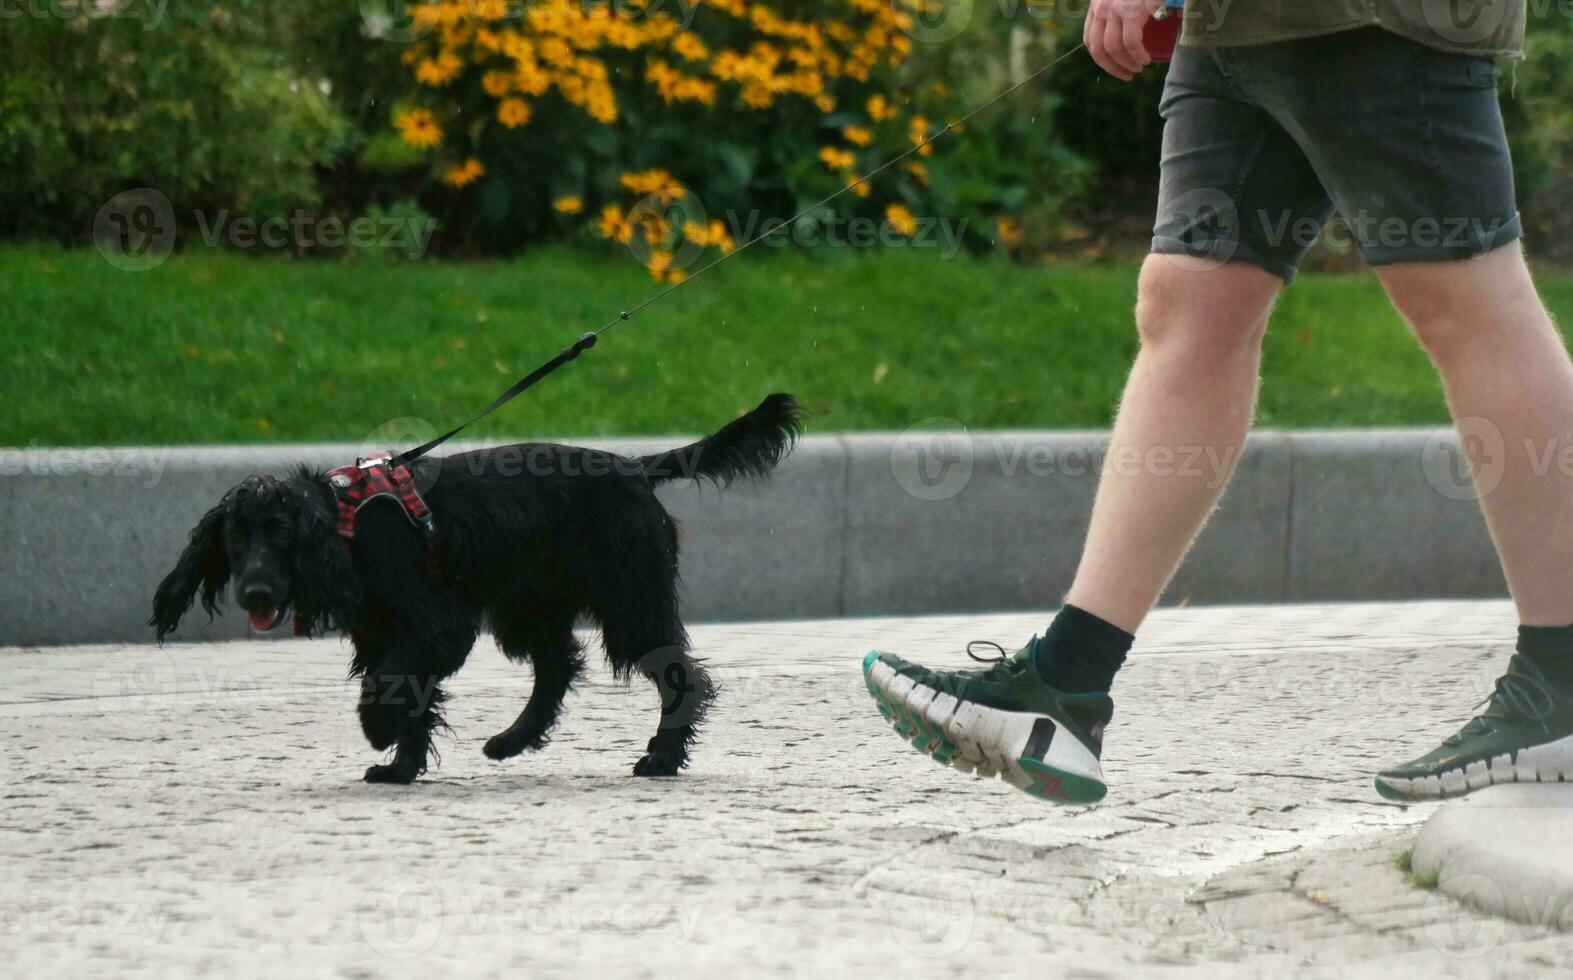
[248,608,281,632]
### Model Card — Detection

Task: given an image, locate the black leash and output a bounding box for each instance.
[396,41,1089,466]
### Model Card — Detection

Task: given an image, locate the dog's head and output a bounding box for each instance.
[150,472,360,641]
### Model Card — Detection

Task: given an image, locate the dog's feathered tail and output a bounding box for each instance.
[639,393,804,486]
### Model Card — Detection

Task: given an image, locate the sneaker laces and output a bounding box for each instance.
[966,640,1008,663]
[965,637,1034,682]
[1448,657,1558,744]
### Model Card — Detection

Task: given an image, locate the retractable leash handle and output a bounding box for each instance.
[1143,0,1185,63]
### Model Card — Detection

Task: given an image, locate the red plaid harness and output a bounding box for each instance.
[293,454,437,637]
[324,453,437,544]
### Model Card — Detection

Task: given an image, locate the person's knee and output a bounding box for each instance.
[1398,301,1471,363]
[1382,246,1552,365]
[1134,258,1276,358]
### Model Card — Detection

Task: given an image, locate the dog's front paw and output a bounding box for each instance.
[364,762,419,785]
[632,752,683,777]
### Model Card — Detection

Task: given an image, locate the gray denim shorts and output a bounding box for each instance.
[1152,27,1522,282]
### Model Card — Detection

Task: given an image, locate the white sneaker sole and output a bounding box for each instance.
[863,653,1107,805]
[1376,730,1573,800]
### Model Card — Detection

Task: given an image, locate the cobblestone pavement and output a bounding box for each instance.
[5,601,1572,978]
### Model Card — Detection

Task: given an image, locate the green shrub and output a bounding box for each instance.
[0,4,349,243]
[1505,11,1573,262]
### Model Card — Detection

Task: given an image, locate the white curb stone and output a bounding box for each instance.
[1412,783,1573,930]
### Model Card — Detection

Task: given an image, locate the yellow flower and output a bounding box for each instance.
[843,125,873,146]
[996,216,1022,247]
[516,63,550,96]
[904,161,929,185]
[646,250,673,279]
[846,176,870,198]
[886,204,917,236]
[819,146,855,170]
[416,51,463,87]
[814,93,835,113]
[667,268,689,284]
[910,115,935,156]
[395,108,442,149]
[597,204,631,242]
[554,196,584,215]
[672,33,708,62]
[866,93,897,121]
[497,97,531,128]
[443,157,485,188]
[482,70,513,97]
[621,169,683,201]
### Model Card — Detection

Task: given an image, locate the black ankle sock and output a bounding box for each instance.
[1033,604,1134,693]
[1516,624,1573,695]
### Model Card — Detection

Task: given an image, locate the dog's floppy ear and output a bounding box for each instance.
[288,487,361,637]
[150,502,231,642]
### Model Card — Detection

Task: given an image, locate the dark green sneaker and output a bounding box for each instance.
[1375,654,1573,801]
[861,638,1111,805]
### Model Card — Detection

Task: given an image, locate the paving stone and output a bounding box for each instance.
[3,601,1569,977]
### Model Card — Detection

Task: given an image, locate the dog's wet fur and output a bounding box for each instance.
[151,394,802,784]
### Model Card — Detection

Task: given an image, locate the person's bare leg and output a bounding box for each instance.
[1379,243,1573,626]
[1064,255,1283,632]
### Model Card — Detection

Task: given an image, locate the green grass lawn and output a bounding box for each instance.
[6,244,1573,446]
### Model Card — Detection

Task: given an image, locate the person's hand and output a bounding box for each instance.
[1084,0,1157,81]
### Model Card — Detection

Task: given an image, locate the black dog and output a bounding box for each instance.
[150,394,802,784]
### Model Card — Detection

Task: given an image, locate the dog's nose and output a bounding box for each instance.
[239,584,276,609]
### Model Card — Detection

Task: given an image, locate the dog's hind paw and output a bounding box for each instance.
[364,762,419,784]
[482,734,518,761]
[632,752,683,777]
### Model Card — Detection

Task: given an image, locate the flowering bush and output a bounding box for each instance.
[389,0,1064,270]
